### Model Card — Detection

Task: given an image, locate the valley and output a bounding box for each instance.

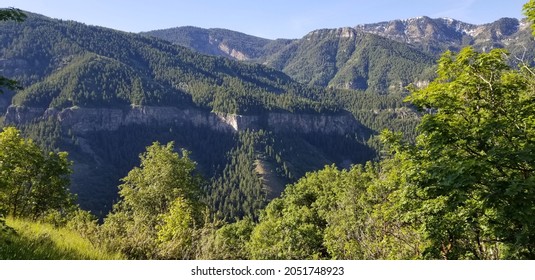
[2,2,535,260]
[2,11,533,219]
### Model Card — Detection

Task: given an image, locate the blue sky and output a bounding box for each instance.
[1,0,528,39]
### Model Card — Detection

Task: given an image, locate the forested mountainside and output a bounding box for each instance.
[10,12,516,220]
[141,27,292,62]
[4,0,535,260]
[0,13,339,115]
[142,16,535,149]
[145,26,436,92]
[145,17,534,91]
[0,13,378,218]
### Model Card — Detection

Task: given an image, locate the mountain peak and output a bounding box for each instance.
[353,16,526,55]
[303,26,362,40]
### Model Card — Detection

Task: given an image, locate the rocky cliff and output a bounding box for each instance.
[4,105,362,135]
[146,17,534,92]
[355,17,531,55]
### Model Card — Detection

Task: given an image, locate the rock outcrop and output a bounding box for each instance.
[4,105,362,135]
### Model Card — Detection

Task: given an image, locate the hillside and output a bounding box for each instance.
[141,26,292,61]
[145,17,535,92]
[1,217,122,260]
[263,28,434,92]
[0,13,340,115]
[355,17,534,57]
[3,5,535,261]
[0,13,375,219]
[145,26,435,92]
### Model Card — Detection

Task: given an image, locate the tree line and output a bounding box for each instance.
[3,1,535,259]
[3,37,535,258]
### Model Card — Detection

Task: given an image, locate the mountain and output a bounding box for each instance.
[0,13,375,219]
[355,17,534,57]
[141,26,292,61]
[145,17,535,91]
[145,26,436,92]
[1,13,343,115]
[8,13,527,221]
[262,28,435,92]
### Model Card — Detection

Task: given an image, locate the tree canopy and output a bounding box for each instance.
[0,127,74,219]
[0,8,26,22]
[5,2,535,261]
[0,8,26,94]
[246,1,535,259]
[100,142,205,259]
[390,46,535,259]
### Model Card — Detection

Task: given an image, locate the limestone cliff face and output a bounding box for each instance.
[218,43,250,61]
[266,112,359,134]
[4,105,361,135]
[4,106,45,123]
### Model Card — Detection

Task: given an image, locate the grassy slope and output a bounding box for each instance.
[0,217,122,260]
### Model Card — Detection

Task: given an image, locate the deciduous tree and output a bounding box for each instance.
[0,127,74,219]
[393,46,535,259]
[100,142,204,259]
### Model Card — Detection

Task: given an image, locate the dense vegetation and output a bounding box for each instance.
[0,11,383,219]
[0,126,120,259]
[148,26,437,93]
[268,30,435,93]
[0,8,25,95]
[0,127,73,220]
[5,38,535,259]
[207,130,374,221]
[1,217,121,260]
[141,27,288,61]
[3,1,535,260]
[147,16,535,94]
[227,42,535,259]
[0,13,338,115]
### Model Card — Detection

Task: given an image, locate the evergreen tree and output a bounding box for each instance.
[0,8,25,94]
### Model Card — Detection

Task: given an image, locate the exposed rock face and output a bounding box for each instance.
[267,112,358,134]
[4,105,361,135]
[218,43,250,61]
[304,27,360,40]
[53,106,243,134]
[355,17,528,54]
[143,26,274,62]
[4,106,45,123]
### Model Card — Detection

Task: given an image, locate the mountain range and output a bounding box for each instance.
[144,16,534,91]
[1,11,531,220]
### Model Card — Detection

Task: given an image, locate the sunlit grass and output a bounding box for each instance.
[0,217,123,260]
